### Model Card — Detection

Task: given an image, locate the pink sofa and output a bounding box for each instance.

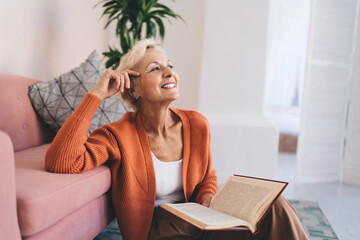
[0,73,114,239]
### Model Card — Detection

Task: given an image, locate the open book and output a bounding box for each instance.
[160,175,287,234]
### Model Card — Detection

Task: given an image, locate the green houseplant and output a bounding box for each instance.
[96,0,183,69]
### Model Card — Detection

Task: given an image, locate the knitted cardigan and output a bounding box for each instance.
[45,93,218,240]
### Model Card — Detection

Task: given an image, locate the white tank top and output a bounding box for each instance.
[151,152,184,207]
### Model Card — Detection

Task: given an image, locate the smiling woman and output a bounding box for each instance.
[116,39,180,111]
[45,39,308,240]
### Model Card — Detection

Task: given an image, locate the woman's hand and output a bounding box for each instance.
[201,195,212,207]
[89,69,140,101]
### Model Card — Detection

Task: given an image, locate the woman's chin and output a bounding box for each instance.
[164,90,180,100]
[163,94,180,105]
[171,92,180,101]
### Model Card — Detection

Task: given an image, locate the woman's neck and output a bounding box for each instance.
[138,102,174,135]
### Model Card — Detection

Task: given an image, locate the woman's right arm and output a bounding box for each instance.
[45,69,139,173]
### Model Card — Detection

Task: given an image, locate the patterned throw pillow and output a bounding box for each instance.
[28,50,128,135]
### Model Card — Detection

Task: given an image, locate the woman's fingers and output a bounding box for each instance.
[201,195,212,207]
[113,70,140,93]
[115,74,121,91]
[125,69,140,76]
[120,74,125,93]
[123,70,140,90]
[124,72,131,89]
[91,69,140,100]
[108,70,125,93]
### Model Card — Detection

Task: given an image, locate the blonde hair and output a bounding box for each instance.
[117,39,165,110]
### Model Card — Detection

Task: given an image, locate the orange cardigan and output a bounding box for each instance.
[45,93,218,240]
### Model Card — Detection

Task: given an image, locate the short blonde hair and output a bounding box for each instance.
[117,39,164,110]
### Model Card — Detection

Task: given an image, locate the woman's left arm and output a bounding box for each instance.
[193,119,218,205]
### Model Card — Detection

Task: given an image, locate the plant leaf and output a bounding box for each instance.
[96,0,183,69]
[102,0,117,8]
[146,20,156,38]
[152,16,165,39]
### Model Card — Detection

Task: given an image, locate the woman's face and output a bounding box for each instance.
[135,48,180,106]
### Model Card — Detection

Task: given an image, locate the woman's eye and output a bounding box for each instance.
[168,65,173,69]
[151,66,160,72]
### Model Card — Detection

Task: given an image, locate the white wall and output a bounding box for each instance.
[0,0,109,82]
[199,0,267,116]
[198,0,278,184]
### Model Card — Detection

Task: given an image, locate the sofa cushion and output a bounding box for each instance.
[28,50,128,136]
[25,195,114,240]
[15,144,112,237]
[0,74,55,152]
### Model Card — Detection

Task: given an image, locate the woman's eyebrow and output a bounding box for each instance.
[146,60,172,68]
[146,61,159,68]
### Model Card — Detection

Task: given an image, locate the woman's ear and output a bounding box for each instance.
[127,88,137,99]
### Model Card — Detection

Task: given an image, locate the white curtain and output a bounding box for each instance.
[265,0,310,108]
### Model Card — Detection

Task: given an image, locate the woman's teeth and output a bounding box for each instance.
[161,83,175,89]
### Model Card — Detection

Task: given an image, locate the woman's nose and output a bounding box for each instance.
[164,69,174,78]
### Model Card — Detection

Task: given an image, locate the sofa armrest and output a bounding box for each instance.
[0,130,21,239]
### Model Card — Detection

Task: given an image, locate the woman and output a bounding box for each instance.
[45,39,308,240]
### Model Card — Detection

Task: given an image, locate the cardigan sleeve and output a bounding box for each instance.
[45,93,120,173]
[193,117,219,203]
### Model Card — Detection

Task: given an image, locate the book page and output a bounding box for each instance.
[162,202,249,229]
[210,176,285,226]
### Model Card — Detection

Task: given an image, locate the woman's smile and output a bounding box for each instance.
[161,82,176,89]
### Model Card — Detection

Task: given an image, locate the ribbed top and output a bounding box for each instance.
[151,152,184,207]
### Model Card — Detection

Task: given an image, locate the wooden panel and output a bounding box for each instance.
[296,0,358,183]
[343,5,360,186]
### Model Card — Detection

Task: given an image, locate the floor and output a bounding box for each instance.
[277,153,360,240]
